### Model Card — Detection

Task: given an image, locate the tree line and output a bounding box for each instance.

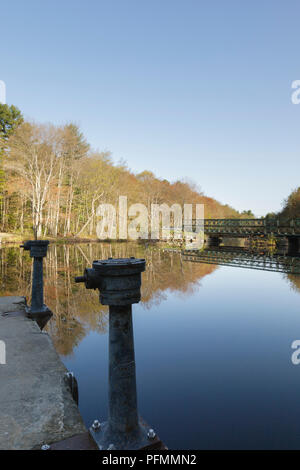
[264,188,300,221]
[0,103,253,239]
[278,188,300,221]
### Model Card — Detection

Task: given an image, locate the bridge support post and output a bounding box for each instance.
[75,257,164,450]
[20,240,52,330]
[287,236,300,255]
[276,237,289,254]
[206,236,221,247]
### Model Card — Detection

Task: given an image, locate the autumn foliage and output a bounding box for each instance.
[0,109,248,238]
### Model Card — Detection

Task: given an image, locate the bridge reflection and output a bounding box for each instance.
[182,247,300,275]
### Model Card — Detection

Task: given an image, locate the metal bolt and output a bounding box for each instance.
[41,444,51,450]
[92,419,101,431]
[107,443,116,450]
[147,428,156,440]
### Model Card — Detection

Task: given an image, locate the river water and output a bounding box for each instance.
[1,242,300,449]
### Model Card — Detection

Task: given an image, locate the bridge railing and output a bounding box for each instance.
[187,218,300,230]
[202,219,264,227]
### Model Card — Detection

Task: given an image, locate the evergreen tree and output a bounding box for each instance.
[0,104,23,227]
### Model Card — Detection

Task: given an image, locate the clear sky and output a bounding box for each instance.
[1,0,300,216]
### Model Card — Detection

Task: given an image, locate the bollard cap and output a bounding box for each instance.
[94,257,145,305]
[92,257,145,276]
[75,257,146,306]
[21,240,49,249]
[21,240,49,257]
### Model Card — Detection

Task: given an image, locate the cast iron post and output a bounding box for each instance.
[20,240,52,329]
[75,257,163,450]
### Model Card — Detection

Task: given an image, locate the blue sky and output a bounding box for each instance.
[1,0,300,215]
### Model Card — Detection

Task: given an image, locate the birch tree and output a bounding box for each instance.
[4,123,60,237]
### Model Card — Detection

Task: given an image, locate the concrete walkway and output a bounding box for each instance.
[0,296,87,450]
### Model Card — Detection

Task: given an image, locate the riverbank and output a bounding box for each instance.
[0,232,24,245]
[0,232,167,247]
[0,232,103,246]
[0,231,280,250]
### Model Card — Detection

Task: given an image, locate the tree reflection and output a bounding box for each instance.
[0,243,216,355]
[285,274,300,294]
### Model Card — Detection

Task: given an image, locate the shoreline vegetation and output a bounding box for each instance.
[0,103,298,242]
[0,232,184,246]
[0,103,255,241]
[0,231,277,250]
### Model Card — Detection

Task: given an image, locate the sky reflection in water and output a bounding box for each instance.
[1,243,300,449]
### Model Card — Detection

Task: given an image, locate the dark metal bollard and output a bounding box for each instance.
[75,257,164,450]
[20,240,52,329]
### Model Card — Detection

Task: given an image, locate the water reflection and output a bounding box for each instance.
[1,243,300,357]
[0,242,217,355]
[2,242,300,449]
[182,246,300,275]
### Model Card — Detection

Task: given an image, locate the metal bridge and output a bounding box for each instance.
[182,247,300,275]
[186,218,300,239]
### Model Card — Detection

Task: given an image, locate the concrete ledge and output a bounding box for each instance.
[0,296,87,450]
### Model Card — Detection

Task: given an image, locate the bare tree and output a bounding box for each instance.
[4,123,60,237]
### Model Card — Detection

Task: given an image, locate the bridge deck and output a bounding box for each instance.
[185,218,300,238]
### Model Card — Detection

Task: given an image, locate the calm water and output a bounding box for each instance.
[1,242,300,449]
